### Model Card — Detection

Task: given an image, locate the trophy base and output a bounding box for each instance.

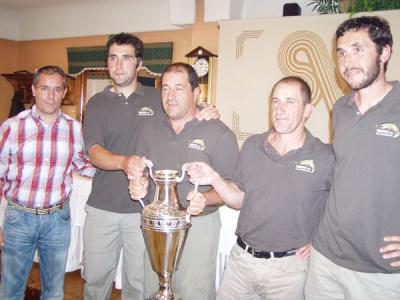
[147,291,181,300]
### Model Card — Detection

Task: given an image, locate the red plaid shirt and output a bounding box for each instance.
[0,106,95,208]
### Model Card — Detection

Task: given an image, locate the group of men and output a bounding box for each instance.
[184,15,400,300]
[0,14,399,300]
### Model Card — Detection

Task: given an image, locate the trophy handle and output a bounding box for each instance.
[133,159,154,209]
[176,165,187,183]
[183,176,199,224]
[145,159,155,180]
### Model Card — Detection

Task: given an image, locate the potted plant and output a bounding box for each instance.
[307,0,400,14]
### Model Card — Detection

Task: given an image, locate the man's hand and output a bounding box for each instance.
[296,243,312,259]
[129,176,149,200]
[121,156,147,179]
[196,103,220,121]
[0,228,4,248]
[186,190,206,215]
[380,235,400,267]
[184,162,219,186]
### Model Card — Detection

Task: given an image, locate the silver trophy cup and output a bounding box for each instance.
[141,167,191,300]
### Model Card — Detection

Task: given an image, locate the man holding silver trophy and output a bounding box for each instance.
[129,62,239,300]
[83,33,221,300]
[185,76,335,300]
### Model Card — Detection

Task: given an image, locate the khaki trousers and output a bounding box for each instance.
[217,243,308,300]
[83,205,146,300]
[305,247,400,300]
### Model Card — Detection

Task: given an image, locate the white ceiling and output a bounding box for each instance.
[0,0,316,41]
[0,0,105,10]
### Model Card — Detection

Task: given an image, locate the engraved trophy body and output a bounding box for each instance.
[141,166,191,300]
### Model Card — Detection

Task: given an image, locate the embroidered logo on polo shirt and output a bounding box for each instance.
[138,106,154,116]
[295,160,315,174]
[375,122,400,138]
[188,139,206,151]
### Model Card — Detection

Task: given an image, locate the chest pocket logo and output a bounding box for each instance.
[138,106,154,116]
[188,139,206,151]
[295,159,315,174]
[375,122,400,138]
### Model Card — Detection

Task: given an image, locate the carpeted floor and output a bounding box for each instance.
[26,262,121,300]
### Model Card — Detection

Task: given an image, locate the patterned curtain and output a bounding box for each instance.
[67,42,173,75]
[67,46,106,74]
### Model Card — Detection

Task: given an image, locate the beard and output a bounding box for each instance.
[344,57,381,91]
[110,72,136,88]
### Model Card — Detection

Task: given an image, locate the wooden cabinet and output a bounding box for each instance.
[1,71,76,105]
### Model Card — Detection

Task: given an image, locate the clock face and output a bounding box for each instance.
[193,58,209,77]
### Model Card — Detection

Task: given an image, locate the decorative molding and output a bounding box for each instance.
[236,30,264,60]
[71,66,161,78]
[277,30,343,110]
[232,111,252,141]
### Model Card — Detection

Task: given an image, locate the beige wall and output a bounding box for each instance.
[0,0,219,122]
[0,39,18,122]
[216,11,400,145]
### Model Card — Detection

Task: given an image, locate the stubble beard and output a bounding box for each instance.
[110,71,136,88]
[345,57,381,91]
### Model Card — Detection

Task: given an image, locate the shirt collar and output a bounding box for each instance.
[262,128,316,155]
[31,105,63,124]
[345,80,400,109]
[162,114,199,135]
[105,82,145,99]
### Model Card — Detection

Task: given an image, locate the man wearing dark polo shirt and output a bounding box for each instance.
[305,16,400,300]
[129,62,239,300]
[83,34,219,300]
[185,76,334,299]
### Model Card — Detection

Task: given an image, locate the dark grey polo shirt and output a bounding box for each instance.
[137,115,239,213]
[83,84,163,213]
[234,129,334,252]
[314,81,400,273]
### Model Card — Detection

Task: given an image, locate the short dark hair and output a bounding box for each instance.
[272,76,312,104]
[33,65,66,87]
[161,62,199,91]
[336,16,393,72]
[106,32,144,64]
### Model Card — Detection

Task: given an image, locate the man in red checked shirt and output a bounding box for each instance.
[0,65,95,300]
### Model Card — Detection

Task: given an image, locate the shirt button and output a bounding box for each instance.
[356,111,360,115]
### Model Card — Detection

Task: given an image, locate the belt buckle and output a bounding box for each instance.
[36,207,50,215]
[39,205,59,215]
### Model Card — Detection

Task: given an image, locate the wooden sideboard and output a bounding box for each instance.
[1,71,76,106]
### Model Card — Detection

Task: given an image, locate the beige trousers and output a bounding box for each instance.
[305,247,400,300]
[217,243,308,300]
[83,205,146,300]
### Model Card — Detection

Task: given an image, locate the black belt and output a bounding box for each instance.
[237,237,296,259]
[8,199,68,215]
